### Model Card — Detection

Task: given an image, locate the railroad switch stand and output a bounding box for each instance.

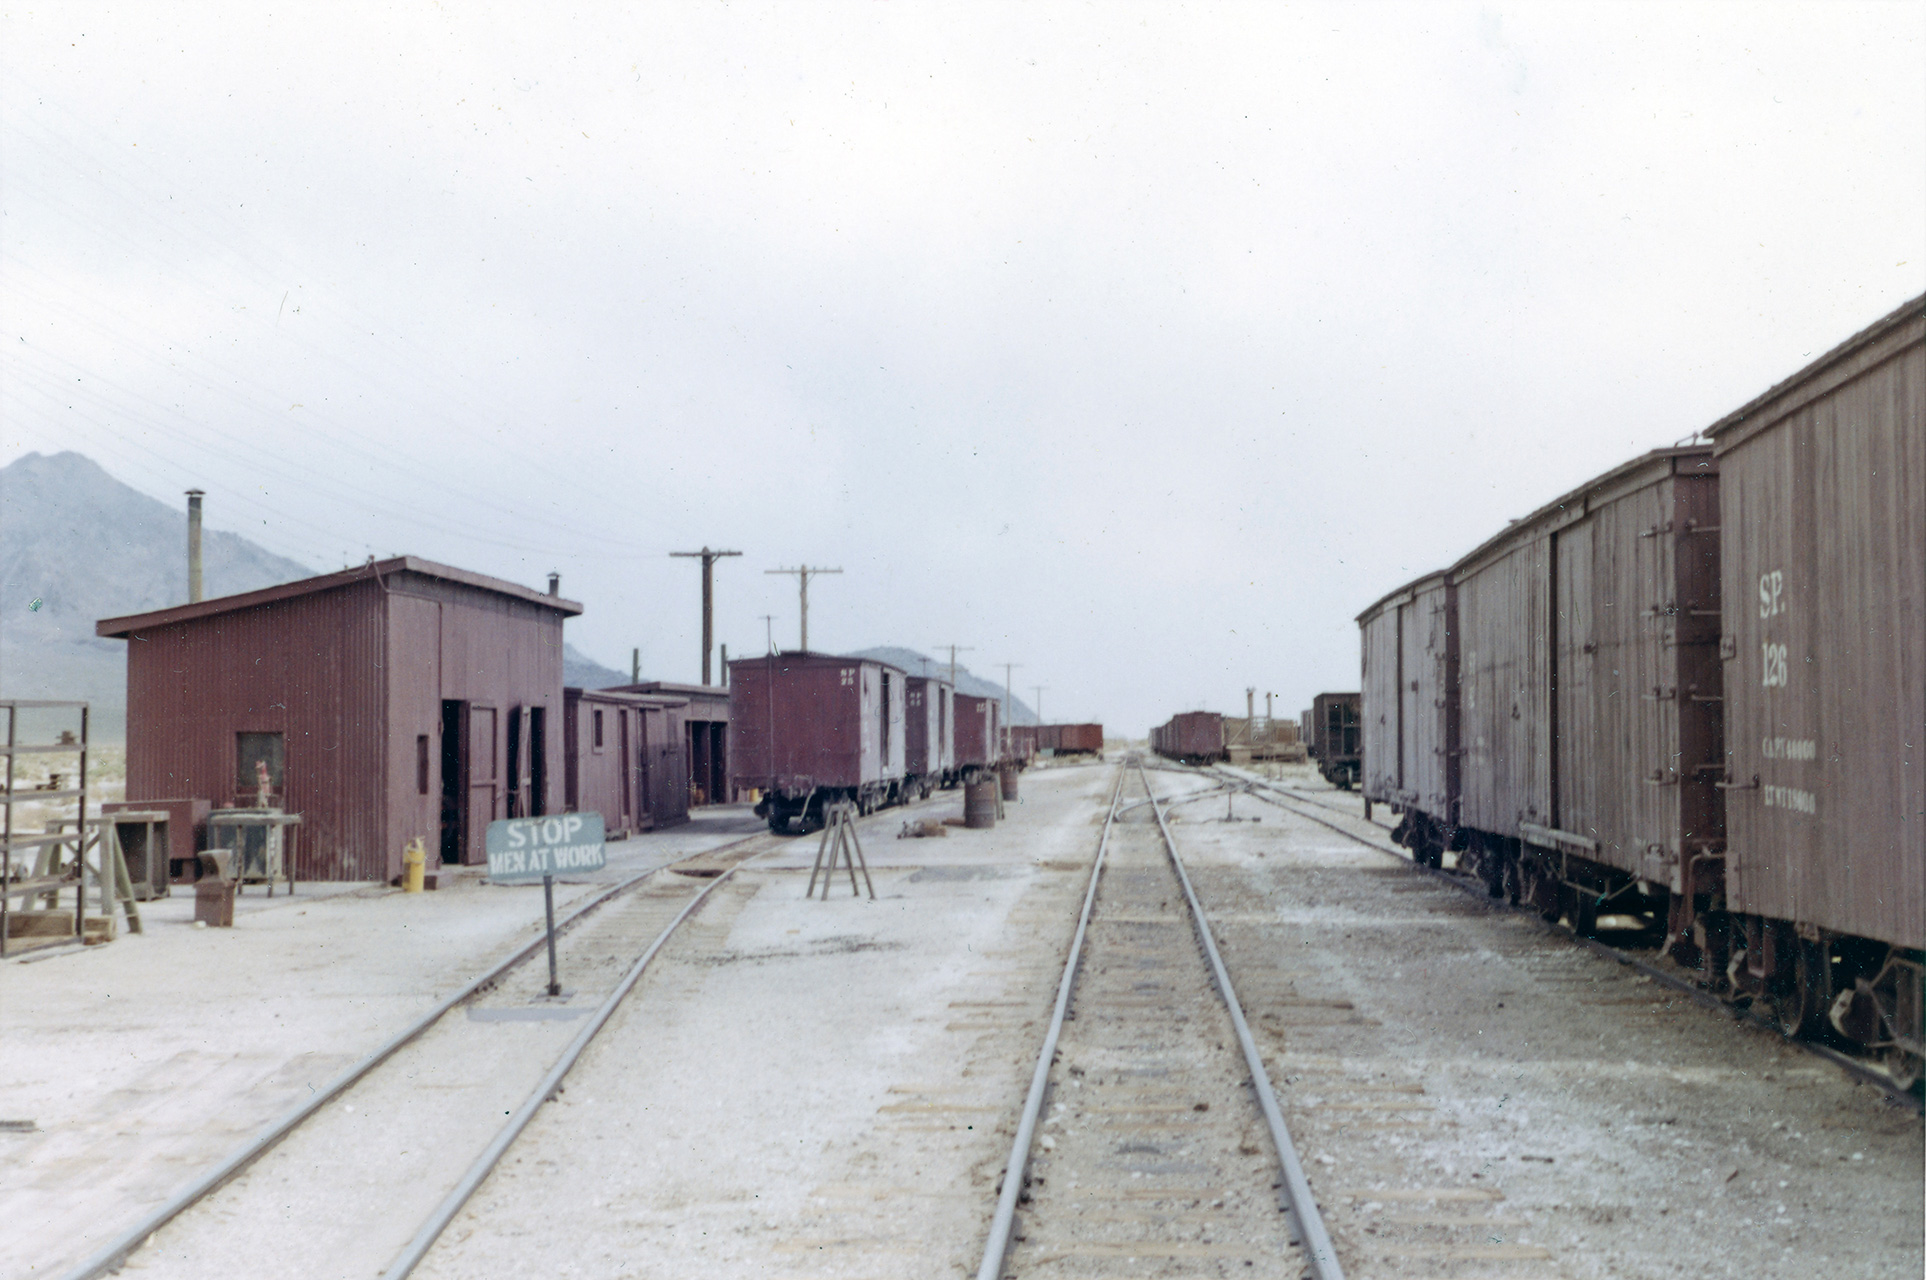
[807,802,874,900]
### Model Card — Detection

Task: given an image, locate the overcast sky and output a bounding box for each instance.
[3,2,1921,732]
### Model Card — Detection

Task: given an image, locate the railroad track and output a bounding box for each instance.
[59,835,771,1280]
[976,758,1342,1280]
[1198,763,1925,1112]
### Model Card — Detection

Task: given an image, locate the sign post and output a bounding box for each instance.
[485,813,607,996]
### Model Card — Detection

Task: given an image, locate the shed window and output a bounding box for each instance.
[236,732,284,799]
[593,708,605,750]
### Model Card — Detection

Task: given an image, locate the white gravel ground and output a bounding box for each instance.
[7,765,1919,1280]
[0,806,763,1279]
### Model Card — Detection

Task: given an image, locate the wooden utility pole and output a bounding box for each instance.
[670,547,742,686]
[998,662,1022,726]
[760,614,776,654]
[1031,685,1047,726]
[933,645,974,687]
[766,566,841,652]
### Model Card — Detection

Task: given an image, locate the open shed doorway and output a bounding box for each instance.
[439,700,467,864]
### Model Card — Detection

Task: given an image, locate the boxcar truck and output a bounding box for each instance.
[727,652,908,832]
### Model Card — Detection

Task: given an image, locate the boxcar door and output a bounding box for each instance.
[466,704,498,864]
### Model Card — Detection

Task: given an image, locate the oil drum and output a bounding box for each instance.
[963,778,999,828]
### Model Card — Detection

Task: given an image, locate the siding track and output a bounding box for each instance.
[977,758,1341,1280]
[59,837,768,1280]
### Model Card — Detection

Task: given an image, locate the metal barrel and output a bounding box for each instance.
[998,764,1019,801]
[963,778,998,828]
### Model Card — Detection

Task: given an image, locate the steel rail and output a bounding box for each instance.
[55,838,761,1280]
[380,855,752,1278]
[974,764,1127,1280]
[1136,762,1347,1280]
[1210,766,1924,1112]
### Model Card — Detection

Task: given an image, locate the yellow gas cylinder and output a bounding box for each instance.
[403,838,426,893]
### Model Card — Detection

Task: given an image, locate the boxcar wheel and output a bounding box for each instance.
[1774,939,1828,1039]
[1883,1047,1922,1092]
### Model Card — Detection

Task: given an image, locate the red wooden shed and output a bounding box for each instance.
[562,687,691,837]
[97,557,581,881]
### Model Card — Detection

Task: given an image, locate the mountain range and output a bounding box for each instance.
[1,452,649,739]
[1,452,1043,740]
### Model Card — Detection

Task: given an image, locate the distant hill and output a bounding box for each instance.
[0,452,319,739]
[842,646,1039,724]
[0,451,623,740]
[564,646,631,689]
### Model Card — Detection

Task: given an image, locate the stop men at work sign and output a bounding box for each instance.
[485,813,607,882]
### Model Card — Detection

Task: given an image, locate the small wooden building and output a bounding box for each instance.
[562,687,691,836]
[97,557,581,881]
[602,681,731,804]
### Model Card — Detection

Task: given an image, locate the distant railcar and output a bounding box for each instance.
[903,675,955,799]
[1152,711,1225,763]
[953,692,1002,778]
[1358,573,1457,862]
[727,651,908,831]
[1004,723,1037,766]
[1055,723,1104,756]
[1308,693,1362,789]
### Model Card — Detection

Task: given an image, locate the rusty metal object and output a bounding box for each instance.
[997,763,1019,801]
[962,778,998,828]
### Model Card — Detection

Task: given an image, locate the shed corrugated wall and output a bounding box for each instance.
[125,579,384,880]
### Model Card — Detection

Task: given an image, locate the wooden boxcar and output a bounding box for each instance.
[1447,447,1724,928]
[727,652,908,830]
[903,675,954,796]
[953,693,1002,777]
[1003,723,1038,766]
[1151,711,1225,763]
[1705,295,1922,1067]
[1055,723,1104,756]
[1359,572,1458,859]
[1308,693,1362,788]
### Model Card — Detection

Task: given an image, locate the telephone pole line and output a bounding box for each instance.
[669,547,742,686]
[766,566,841,651]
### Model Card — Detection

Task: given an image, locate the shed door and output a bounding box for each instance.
[466,705,498,864]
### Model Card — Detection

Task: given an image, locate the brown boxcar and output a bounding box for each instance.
[1056,723,1104,756]
[727,651,908,830]
[1706,295,1923,1062]
[1360,573,1461,862]
[1448,448,1724,922]
[904,675,955,791]
[1034,723,1063,753]
[98,557,578,881]
[1003,723,1037,766]
[1152,711,1224,763]
[1309,693,1362,788]
[953,692,1001,776]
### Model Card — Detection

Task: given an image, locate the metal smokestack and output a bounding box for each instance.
[186,490,205,603]
[547,572,560,597]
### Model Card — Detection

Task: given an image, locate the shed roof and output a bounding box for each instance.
[96,555,583,638]
[566,686,689,708]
